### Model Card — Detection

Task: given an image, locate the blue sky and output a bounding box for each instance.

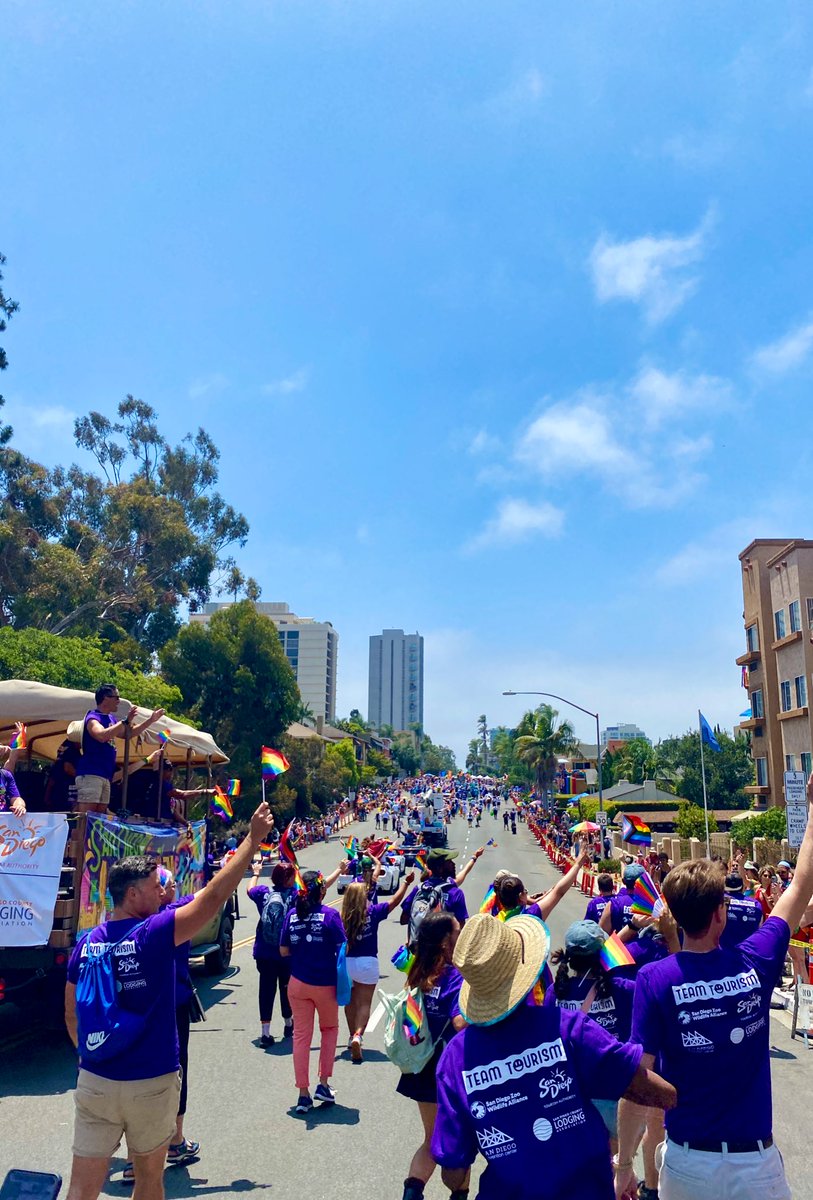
[4,2,813,760]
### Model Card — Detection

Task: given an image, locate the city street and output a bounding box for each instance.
[2,813,812,1198]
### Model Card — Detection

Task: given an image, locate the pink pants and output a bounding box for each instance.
[288,976,339,1090]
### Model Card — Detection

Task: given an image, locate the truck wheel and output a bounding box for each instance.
[204,913,234,974]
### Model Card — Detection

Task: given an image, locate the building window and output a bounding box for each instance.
[803,753,812,776]
[796,675,808,709]
[751,689,764,718]
[807,600,813,630]
[781,681,792,712]
[756,758,768,786]
[786,755,796,772]
[775,610,786,639]
[746,624,759,652]
[790,600,802,633]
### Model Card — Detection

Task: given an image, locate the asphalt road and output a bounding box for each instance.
[2,811,812,1198]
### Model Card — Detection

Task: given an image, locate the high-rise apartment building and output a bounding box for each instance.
[600,723,650,746]
[738,539,813,807]
[190,601,338,721]
[368,629,424,732]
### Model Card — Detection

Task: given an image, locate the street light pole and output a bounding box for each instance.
[502,690,603,814]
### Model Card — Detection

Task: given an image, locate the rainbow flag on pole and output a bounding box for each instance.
[621,814,651,846]
[261,746,290,778]
[8,725,27,750]
[403,991,424,1044]
[279,820,306,892]
[211,787,234,821]
[599,932,636,971]
[156,728,172,745]
[225,779,241,797]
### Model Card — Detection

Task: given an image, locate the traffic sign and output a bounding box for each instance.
[596,810,608,826]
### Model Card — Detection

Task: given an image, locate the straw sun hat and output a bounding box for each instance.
[454,912,550,1026]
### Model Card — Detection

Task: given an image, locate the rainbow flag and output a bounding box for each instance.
[211,787,233,821]
[621,814,651,846]
[345,836,359,859]
[391,945,414,973]
[8,725,27,750]
[599,932,636,971]
[261,746,290,778]
[403,991,424,1044]
[480,885,499,915]
[156,728,172,745]
[415,849,428,871]
[279,820,306,892]
[226,779,241,797]
[529,975,546,1006]
[259,840,274,855]
[631,872,664,919]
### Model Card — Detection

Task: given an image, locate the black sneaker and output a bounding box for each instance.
[314,1082,335,1105]
[295,1095,313,1114]
[260,1033,275,1048]
[637,1186,658,1200]
[283,1021,294,1038]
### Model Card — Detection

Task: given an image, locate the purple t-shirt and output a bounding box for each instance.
[585,895,612,924]
[544,973,634,1043]
[633,916,789,1143]
[720,895,763,950]
[347,901,389,959]
[424,963,463,1042]
[67,908,179,1081]
[607,888,634,932]
[77,710,117,780]
[432,1004,642,1200]
[280,903,346,986]
[0,768,21,811]
[247,884,295,960]
[164,894,195,1005]
[401,878,469,925]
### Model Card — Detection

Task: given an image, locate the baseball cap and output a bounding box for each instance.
[725,874,744,892]
[623,863,645,886]
[743,860,757,872]
[564,920,606,957]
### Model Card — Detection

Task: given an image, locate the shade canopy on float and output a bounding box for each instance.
[0,679,228,765]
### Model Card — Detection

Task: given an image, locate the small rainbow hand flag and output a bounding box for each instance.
[226,779,241,797]
[480,884,500,915]
[259,840,274,854]
[415,849,428,870]
[9,725,27,750]
[403,991,424,1044]
[211,787,233,821]
[631,871,664,919]
[486,838,496,847]
[156,728,172,745]
[261,746,290,778]
[345,836,359,859]
[599,932,636,971]
[279,820,306,892]
[391,945,414,973]
[621,814,651,846]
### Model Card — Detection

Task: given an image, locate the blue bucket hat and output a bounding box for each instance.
[623,863,645,886]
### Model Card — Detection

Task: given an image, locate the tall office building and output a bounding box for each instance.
[190,601,338,721]
[738,539,813,807]
[368,629,424,731]
[600,723,650,746]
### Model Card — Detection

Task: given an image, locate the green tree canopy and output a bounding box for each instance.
[161,601,300,818]
[674,801,718,840]
[655,730,753,810]
[513,704,579,797]
[730,807,788,849]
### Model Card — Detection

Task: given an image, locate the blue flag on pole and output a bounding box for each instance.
[699,712,721,752]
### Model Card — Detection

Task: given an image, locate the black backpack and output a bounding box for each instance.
[407,880,453,951]
[260,890,291,947]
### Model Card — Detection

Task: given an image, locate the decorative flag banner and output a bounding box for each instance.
[261,747,290,778]
[599,932,636,971]
[403,991,424,1044]
[8,725,27,750]
[278,820,306,892]
[621,814,651,846]
[156,728,172,745]
[699,712,721,753]
[211,787,233,821]
[391,944,414,973]
[225,780,241,797]
[630,871,665,919]
[345,836,359,859]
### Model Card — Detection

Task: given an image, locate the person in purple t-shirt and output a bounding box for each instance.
[585,873,616,924]
[400,849,469,934]
[341,870,415,1061]
[75,683,166,813]
[64,800,274,1200]
[248,860,297,1046]
[719,872,763,950]
[432,913,675,1200]
[615,782,813,1200]
[599,863,644,935]
[280,869,347,1114]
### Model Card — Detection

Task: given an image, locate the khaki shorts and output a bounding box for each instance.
[73,1068,180,1158]
[75,775,111,809]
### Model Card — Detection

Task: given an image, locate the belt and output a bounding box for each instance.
[678,1137,773,1154]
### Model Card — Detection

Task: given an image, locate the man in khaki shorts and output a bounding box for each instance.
[75,683,165,813]
[64,801,275,1200]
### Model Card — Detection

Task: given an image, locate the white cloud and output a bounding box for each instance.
[630,365,733,430]
[483,68,547,118]
[188,373,229,399]
[517,395,636,476]
[468,428,502,456]
[589,212,712,323]
[751,316,813,374]
[465,497,564,553]
[262,367,310,396]
[30,404,76,432]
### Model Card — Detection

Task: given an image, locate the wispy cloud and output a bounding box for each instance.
[631,365,733,430]
[751,315,813,374]
[188,373,229,399]
[464,497,564,553]
[483,68,547,119]
[468,429,502,456]
[31,404,76,431]
[262,367,310,396]
[588,211,713,324]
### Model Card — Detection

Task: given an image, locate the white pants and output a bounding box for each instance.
[346,956,379,985]
[658,1138,790,1200]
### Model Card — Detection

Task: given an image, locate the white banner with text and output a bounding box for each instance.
[0,813,69,946]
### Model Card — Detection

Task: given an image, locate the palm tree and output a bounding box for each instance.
[514,705,579,801]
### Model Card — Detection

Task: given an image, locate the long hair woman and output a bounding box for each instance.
[341,870,415,1061]
[279,869,347,1114]
[397,911,467,1200]
[247,859,297,1045]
